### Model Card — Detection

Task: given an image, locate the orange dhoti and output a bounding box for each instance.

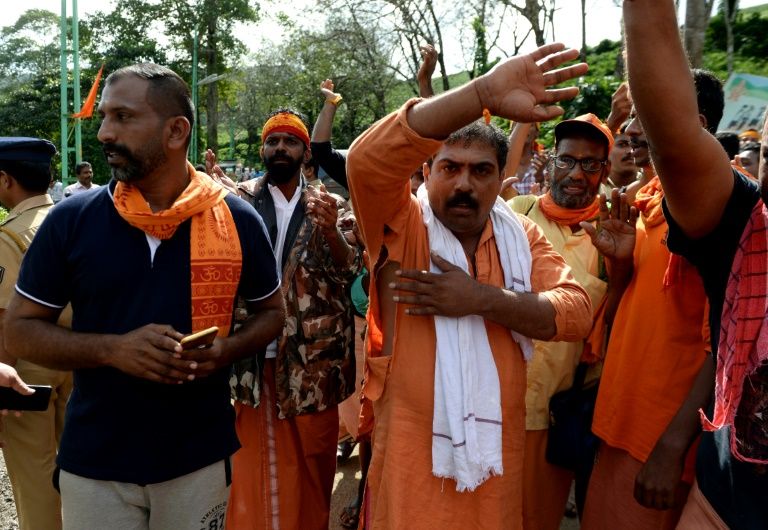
[676,480,728,530]
[338,315,366,442]
[522,429,574,530]
[581,443,689,530]
[227,359,339,530]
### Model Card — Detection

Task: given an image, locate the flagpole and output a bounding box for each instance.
[60,0,69,186]
[72,0,82,163]
[191,26,199,164]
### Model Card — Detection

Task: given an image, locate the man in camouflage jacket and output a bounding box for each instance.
[227,108,361,530]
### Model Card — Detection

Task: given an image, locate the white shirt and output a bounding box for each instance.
[48,181,63,203]
[265,183,301,359]
[64,181,100,198]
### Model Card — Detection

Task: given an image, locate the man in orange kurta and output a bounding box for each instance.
[347,44,593,529]
[581,72,722,528]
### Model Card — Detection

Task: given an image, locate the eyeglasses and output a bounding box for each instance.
[553,156,607,173]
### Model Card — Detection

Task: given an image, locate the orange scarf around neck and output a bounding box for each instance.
[634,177,665,227]
[113,162,242,335]
[539,192,600,226]
[633,176,692,288]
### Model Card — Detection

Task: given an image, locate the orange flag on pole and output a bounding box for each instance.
[71,64,104,119]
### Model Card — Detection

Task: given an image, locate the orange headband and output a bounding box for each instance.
[261,113,310,147]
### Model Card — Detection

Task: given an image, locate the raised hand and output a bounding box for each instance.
[204,148,238,193]
[475,43,588,123]
[580,188,638,261]
[530,152,549,179]
[306,185,340,237]
[606,82,633,133]
[320,79,341,103]
[418,44,438,98]
[500,176,519,197]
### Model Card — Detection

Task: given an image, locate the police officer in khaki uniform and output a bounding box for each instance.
[0,137,72,530]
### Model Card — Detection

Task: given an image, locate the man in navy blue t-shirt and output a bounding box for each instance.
[3,64,285,529]
[625,2,767,529]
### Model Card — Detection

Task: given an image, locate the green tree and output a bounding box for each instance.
[0,10,65,171]
[157,0,259,156]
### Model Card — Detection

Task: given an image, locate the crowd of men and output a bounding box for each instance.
[0,1,765,529]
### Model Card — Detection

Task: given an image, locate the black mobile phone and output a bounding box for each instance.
[0,385,52,411]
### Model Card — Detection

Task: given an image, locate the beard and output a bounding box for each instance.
[550,177,599,209]
[264,152,303,185]
[103,141,166,184]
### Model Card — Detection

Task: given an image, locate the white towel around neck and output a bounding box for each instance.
[417,185,533,492]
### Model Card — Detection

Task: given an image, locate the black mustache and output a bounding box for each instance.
[102,143,132,158]
[446,193,479,209]
[557,178,586,190]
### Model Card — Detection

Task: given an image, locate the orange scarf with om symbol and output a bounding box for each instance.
[112,162,242,336]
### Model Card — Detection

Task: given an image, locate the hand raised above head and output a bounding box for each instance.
[606,82,633,133]
[418,44,438,79]
[475,43,588,123]
[320,79,341,102]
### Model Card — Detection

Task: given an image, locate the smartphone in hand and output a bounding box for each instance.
[180,326,219,350]
[0,385,52,411]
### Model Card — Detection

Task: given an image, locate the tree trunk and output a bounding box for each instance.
[528,0,545,46]
[724,0,739,76]
[205,11,219,154]
[580,0,587,62]
[425,0,450,91]
[684,0,714,68]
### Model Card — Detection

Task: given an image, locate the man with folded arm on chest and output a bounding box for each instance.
[346,43,593,529]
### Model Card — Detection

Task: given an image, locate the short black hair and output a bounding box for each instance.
[693,69,724,135]
[439,121,509,170]
[105,63,194,145]
[741,141,761,154]
[618,120,631,135]
[716,131,740,159]
[75,161,92,175]
[304,155,320,176]
[0,160,52,193]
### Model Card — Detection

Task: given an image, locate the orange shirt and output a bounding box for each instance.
[592,205,708,465]
[348,100,592,529]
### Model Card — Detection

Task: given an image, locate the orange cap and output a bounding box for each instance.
[738,129,761,141]
[555,113,614,153]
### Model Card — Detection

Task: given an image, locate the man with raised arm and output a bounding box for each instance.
[624,1,768,528]
[347,43,592,528]
[2,64,285,529]
[580,72,716,529]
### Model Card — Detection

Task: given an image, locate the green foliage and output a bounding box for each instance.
[230,12,398,162]
[706,11,768,60]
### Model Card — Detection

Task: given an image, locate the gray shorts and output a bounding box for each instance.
[59,459,230,530]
